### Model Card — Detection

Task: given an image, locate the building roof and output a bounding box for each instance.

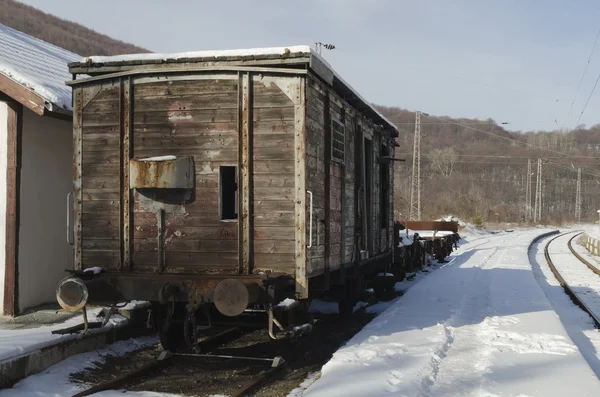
[69,45,398,133]
[0,23,80,115]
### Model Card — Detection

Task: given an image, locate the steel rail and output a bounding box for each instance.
[544,231,600,329]
[567,232,600,277]
[70,327,240,397]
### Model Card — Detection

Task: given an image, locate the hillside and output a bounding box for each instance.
[377,105,600,225]
[2,0,596,226]
[0,0,149,56]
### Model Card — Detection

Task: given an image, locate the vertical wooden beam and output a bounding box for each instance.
[3,101,21,316]
[239,73,253,275]
[354,119,363,280]
[120,78,132,271]
[323,92,331,290]
[294,77,307,298]
[339,107,346,284]
[73,87,83,271]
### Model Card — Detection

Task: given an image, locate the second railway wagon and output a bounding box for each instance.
[57,46,399,345]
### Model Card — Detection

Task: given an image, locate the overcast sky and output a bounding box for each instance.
[18,0,600,132]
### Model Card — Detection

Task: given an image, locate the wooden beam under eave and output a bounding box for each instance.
[3,101,22,316]
[0,74,46,116]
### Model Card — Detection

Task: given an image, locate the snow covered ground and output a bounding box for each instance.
[0,337,169,397]
[7,228,600,397]
[301,229,600,397]
[530,232,600,382]
[546,231,600,322]
[0,307,127,362]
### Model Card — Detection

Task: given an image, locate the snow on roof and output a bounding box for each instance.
[0,23,81,113]
[79,45,398,132]
[82,45,313,64]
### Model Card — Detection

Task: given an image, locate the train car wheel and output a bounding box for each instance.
[159,323,183,350]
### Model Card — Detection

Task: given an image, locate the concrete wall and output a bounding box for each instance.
[0,103,7,312]
[18,108,73,312]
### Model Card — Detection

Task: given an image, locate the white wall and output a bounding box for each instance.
[18,108,73,312]
[0,103,7,313]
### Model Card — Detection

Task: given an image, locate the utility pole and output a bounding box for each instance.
[534,159,542,222]
[526,159,532,221]
[409,111,422,220]
[575,167,582,223]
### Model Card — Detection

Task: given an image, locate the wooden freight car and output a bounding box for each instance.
[56,46,398,345]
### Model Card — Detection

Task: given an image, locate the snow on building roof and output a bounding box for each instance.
[0,23,81,114]
[75,45,398,132]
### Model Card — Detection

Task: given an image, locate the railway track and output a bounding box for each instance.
[71,326,286,397]
[544,231,600,329]
[69,306,377,397]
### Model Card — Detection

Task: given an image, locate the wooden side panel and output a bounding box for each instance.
[81,84,121,270]
[305,79,326,277]
[252,76,297,274]
[131,77,239,274]
[305,74,393,282]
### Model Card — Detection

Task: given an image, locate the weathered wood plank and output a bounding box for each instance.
[254,253,295,268]
[134,95,238,112]
[254,212,294,227]
[293,77,308,298]
[82,239,120,251]
[132,238,237,253]
[82,190,120,200]
[82,251,120,267]
[253,146,296,160]
[239,73,251,275]
[253,187,294,201]
[134,122,237,135]
[133,251,238,269]
[134,225,238,240]
[134,80,238,97]
[253,174,294,187]
[3,101,20,315]
[254,161,294,174]
[254,200,295,213]
[254,226,295,240]
[83,200,120,214]
[253,240,295,254]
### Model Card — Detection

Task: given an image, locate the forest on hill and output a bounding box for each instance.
[0,0,149,56]
[378,106,600,225]
[3,1,599,226]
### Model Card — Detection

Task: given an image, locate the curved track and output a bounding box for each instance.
[544,231,600,328]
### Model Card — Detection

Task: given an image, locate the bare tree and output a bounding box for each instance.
[430,147,458,176]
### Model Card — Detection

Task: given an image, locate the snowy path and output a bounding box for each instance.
[303,230,600,397]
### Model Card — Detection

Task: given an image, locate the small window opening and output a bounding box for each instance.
[220,166,238,220]
[332,120,345,163]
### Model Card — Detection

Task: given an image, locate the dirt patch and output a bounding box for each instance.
[71,311,376,396]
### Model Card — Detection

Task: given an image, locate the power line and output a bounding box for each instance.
[545,161,600,178]
[562,26,600,129]
[396,152,600,160]
[574,64,600,128]
[395,62,565,102]
[423,115,600,176]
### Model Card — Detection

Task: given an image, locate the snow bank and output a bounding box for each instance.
[302,229,600,397]
[0,307,127,362]
[0,23,81,112]
[0,337,162,397]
